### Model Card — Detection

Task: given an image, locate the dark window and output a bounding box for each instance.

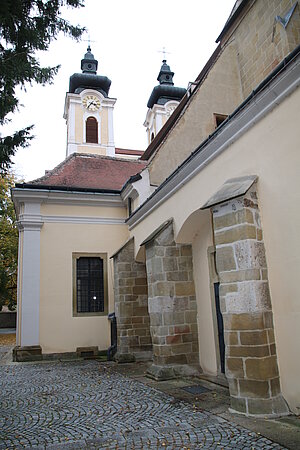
[128,197,132,216]
[214,113,228,128]
[150,132,155,142]
[76,257,104,313]
[86,117,98,143]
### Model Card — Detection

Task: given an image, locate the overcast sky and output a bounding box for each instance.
[8,0,234,182]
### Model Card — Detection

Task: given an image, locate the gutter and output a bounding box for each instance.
[14,183,121,195]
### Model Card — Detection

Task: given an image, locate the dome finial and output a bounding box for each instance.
[81,44,98,74]
[157,59,174,86]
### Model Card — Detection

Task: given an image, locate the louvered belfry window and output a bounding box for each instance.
[76,257,104,313]
[86,117,98,143]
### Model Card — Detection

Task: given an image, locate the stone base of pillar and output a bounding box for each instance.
[13,345,42,362]
[115,349,153,363]
[114,352,136,364]
[147,363,200,381]
[229,394,290,418]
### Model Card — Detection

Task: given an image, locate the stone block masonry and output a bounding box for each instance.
[145,221,200,380]
[212,185,289,417]
[228,0,300,99]
[113,239,152,362]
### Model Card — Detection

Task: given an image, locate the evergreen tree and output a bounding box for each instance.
[0,0,85,173]
[0,172,19,310]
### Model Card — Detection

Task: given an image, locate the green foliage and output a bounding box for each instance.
[0,0,85,173]
[0,172,19,310]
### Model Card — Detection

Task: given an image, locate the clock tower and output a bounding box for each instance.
[64,46,116,157]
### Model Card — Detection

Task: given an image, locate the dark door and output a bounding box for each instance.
[214,282,225,374]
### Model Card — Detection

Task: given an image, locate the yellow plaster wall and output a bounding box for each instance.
[148,42,243,186]
[74,145,107,155]
[39,215,129,354]
[41,204,127,219]
[74,101,109,147]
[130,87,300,413]
[192,216,218,375]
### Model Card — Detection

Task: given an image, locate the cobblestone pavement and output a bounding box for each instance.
[0,360,286,449]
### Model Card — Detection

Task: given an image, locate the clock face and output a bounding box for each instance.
[82,95,101,111]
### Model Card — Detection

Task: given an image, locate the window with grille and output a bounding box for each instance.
[73,254,107,316]
[86,117,98,143]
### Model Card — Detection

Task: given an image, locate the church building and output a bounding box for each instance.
[12,0,300,418]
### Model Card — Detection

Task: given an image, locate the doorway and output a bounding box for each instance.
[207,247,226,375]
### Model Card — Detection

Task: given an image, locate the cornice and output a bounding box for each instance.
[42,215,125,225]
[17,220,43,231]
[12,188,124,216]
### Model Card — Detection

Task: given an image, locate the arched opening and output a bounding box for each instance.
[176,208,223,376]
[86,117,98,143]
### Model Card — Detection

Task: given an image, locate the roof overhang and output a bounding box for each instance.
[201,176,257,209]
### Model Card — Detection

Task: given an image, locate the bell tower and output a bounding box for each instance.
[144,60,186,144]
[64,46,116,157]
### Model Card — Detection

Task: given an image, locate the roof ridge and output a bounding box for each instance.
[74,153,147,164]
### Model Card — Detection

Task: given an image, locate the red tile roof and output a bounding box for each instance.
[29,153,147,191]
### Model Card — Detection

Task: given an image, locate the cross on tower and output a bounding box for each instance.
[83,34,96,50]
[158,46,171,60]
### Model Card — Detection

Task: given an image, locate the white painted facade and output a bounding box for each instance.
[144,100,180,145]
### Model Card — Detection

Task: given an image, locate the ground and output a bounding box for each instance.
[0,353,299,449]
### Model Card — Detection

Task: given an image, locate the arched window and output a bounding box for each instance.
[86,117,98,143]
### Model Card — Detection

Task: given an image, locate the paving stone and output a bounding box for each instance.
[0,360,287,449]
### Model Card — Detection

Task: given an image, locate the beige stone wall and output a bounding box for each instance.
[130,87,300,413]
[147,1,300,188]
[225,0,300,98]
[212,188,288,416]
[113,240,151,361]
[148,42,243,186]
[145,222,199,379]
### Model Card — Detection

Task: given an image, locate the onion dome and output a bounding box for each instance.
[147,60,186,109]
[69,46,111,97]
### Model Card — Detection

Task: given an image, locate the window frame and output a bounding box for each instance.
[72,252,108,317]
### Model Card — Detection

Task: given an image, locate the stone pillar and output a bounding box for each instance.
[113,239,152,362]
[212,186,288,416]
[144,221,200,380]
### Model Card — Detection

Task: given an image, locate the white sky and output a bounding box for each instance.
[7,0,235,182]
